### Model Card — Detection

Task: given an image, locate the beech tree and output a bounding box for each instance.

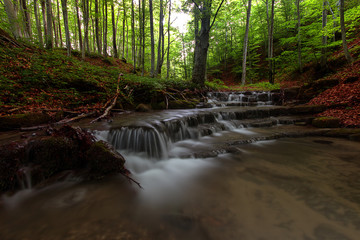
[241,0,252,85]
[340,0,353,64]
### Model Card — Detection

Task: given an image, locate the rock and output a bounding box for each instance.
[349,133,360,142]
[0,143,24,191]
[85,141,126,178]
[257,93,269,102]
[0,113,51,131]
[136,103,152,112]
[283,87,300,101]
[168,99,198,109]
[312,117,341,128]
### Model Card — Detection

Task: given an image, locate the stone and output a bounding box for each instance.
[312,117,341,128]
[0,113,51,130]
[136,103,152,112]
[349,133,360,142]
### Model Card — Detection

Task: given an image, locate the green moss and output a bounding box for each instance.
[0,113,51,130]
[312,117,340,128]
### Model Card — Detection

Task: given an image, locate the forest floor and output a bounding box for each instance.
[0,29,359,127]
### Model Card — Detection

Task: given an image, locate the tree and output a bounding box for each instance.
[20,0,32,39]
[111,0,118,58]
[75,0,83,51]
[166,0,172,79]
[95,0,101,54]
[34,0,44,47]
[296,0,302,73]
[149,0,155,77]
[155,0,164,77]
[131,0,136,72]
[267,0,275,84]
[320,0,328,71]
[3,0,22,39]
[61,0,71,56]
[191,0,225,86]
[241,0,252,85]
[340,0,353,64]
[45,0,53,49]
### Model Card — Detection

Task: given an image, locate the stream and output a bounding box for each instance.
[1,91,360,240]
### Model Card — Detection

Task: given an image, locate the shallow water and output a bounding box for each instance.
[1,128,360,239]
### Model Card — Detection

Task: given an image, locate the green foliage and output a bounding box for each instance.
[246,82,281,91]
[205,79,229,90]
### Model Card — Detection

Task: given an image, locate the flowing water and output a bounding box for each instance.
[1,92,360,240]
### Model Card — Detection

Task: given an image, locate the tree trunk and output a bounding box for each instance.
[61,0,71,56]
[149,0,155,77]
[111,0,118,58]
[131,0,136,72]
[181,33,188,79]
[296,0,302,73]
[20,0,32,39]
[95,0,101,54]
[155,0,164,77]
[56,0,63,47]
[320,0,328,71]
[3,0,22,39]
[103,0,108,56]
[75,0,83,51]
[141,0,145,76]
[166,0,172,79]
[122,0,127,59]
[267,0,275,84]
[45,0,53,49]
[34,0,44,47]
[82,0,90,59]
[41,0,48,39]
[340,0,353,64]
[241,0,252,85]
[192,0,212,86]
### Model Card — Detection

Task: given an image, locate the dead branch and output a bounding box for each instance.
[90,73,123,123]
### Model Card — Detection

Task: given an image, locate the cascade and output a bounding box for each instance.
[207,91,274,106]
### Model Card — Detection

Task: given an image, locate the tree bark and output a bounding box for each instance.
[296,0,302,73]
[155,0,164,77]
[267,0,275,84]
[149,0,155,77]
[61,0,71,56]
[20,0,32,39]
[3,0,22,39]
[75,0,83,51]
[45,0,53,49]
[122,0,127,59]
[95,0,101,54]
[103,0,108,56]
[34,0,44,47]
[166,0,172,79]
[340,0,353,64]
[131,0,136,72]
[111,0,118,58]
[241,0,252,85]
[82,0,90,59]
[141,0,145,76]
[56,0,63,47]
[320,0,328,71]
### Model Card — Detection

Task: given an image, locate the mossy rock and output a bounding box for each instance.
[312,117,340,128]
[0,113,51,130]
[85,141,126,177]
[136,103,152,112]
[0,143,24,191]
[27,136,81,177]
[168,99,198,109]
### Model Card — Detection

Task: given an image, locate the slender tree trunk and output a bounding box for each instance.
[155,0,164,77]
[137,0,142,69]
[149,0,155,77]
[340,0,353,64]
[95,0,101,54]
[321,0,328,71]
[56,0,63,47]
[241,0,252,85]
[61,0,71,56]
[75,0,83,51]
[193,4,200,66]
[20,0,32,38]
[122,0,127,59]
[82,0,90,59]
[131,0,136,72]
[34,0,44,47]
[296,0,302,72]
[141,0,145,76]
[166,0,172,79]
[181,34,188,79]
[267,0,275,84]
[41,0,48,40]
[52,11,58,47]
[111,0,118,58]
[45,0,53,49]
[103,0,108,56]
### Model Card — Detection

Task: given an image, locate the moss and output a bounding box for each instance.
[85,141,126,177]
[168,99,198,109]
[312,117,341,128]
[27,136,81,177]
[0,113,51,130]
